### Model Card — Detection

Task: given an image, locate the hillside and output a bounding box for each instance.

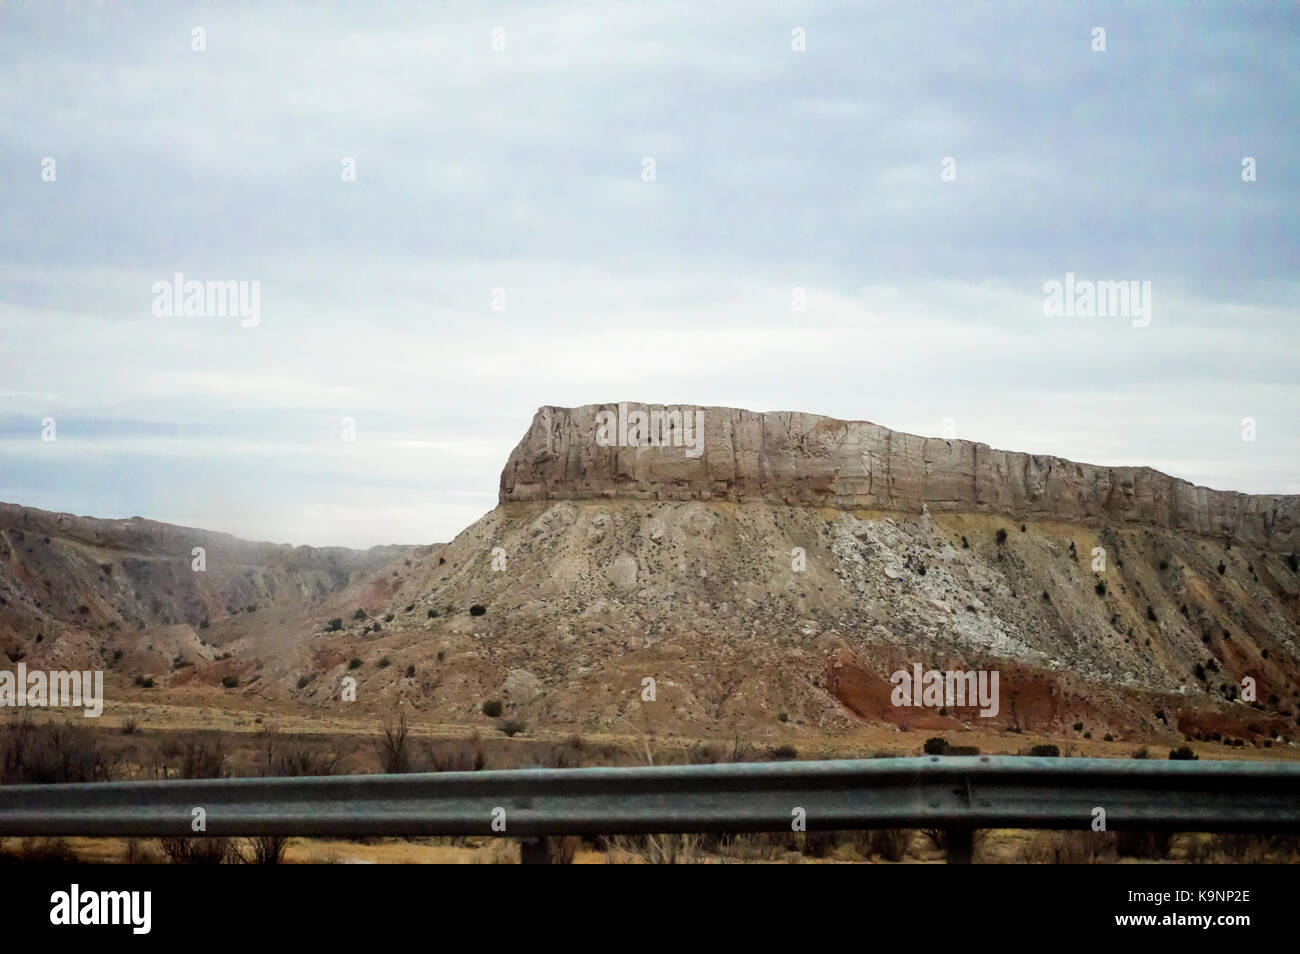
[2,404,1297,751]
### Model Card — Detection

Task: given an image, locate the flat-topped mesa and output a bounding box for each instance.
[499,403,1300,551]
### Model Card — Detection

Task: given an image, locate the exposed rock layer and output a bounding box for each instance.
[500,403,1299,551]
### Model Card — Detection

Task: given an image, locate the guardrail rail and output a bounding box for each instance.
[2,755,1298,863]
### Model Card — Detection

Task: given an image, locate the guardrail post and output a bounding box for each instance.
[519,837,552,864]
[946,827,974,864]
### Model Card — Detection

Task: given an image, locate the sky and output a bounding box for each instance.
[1,1,1296,548]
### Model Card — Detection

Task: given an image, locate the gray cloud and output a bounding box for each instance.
[0,1,1296,547]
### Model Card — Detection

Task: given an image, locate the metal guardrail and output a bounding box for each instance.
[2,755,1298,863]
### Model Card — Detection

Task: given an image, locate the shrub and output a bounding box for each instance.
[159,837,237,864]
[1,721,118,785]
[1116,831,1172,859]
[1095,581,1106,596]
[995,528,1007,545]
[376,714,411,774]
[428,740,486,773]
[326,618,342,632]
[427,608,438,618]
[1073,722,1084,732]
[868,829,911,862]
[1029,744,1060,758]
[1024,830,1117,864]
[384,613,394,623]
[1146,605,1157,622]
[961,536,969,549]
[263,738,341,778]
[348,658,362,669]
[353,608,367,620]
[121,718,139,736]
[405,664,415,677]
[499,718,526,737]
[546,836,581,864]
[1287,552,1299,573]
[242,835,289,864]
[296,675,309,689]
[1217,562,1226,575]
[923,737,948,756]
[377,657,391,668]
[768,744,798,761]
[482,699,503,718]
[161,732,229,779]
[221,675,239,688]
[469,604,487,617]
[1169,746,1199,760]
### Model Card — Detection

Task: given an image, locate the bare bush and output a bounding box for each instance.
[427,739,485,773]
[376,713,411,773]
[158,836,238,864]
[259,727,341,777]
[242,835,290,864]
[868,828,912,862]
[158,732,229,779]
[1115,830,1172,859]
[603,833,703,864]
[1211,833,1270,863]
[547,836,581,864]
[0,719,117,784]
[123,839,162,863]
[1022,830,1117,864]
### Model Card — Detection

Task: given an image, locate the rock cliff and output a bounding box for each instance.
[500,403,1299,552]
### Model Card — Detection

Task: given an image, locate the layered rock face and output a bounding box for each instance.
[500,403,1299,552]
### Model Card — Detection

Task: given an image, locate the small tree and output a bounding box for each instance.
[376,713,411,774]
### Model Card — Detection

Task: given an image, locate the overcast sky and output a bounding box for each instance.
[1,2,1296,548]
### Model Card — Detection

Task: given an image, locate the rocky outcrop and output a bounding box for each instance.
[500,403,1299,552]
